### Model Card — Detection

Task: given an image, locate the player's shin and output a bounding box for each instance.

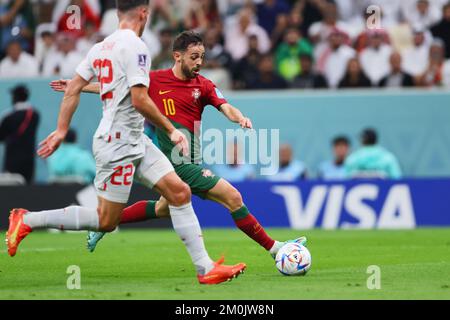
[169,203,214,275]
[23,206,99,231]
[120,200,159,224]
[231,205,277,251]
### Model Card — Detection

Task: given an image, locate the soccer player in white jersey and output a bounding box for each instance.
[5,0,246,285]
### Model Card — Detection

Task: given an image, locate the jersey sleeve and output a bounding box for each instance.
[76,57,95,82]
[122,39,151,88]
[204,79,227,110]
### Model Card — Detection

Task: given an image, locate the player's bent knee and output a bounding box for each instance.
[175,183,192,205]
[168,182,191,206]
[227,188,244,212]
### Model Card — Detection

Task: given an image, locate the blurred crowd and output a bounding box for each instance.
[214,127,402,183]
[1,0,450,89]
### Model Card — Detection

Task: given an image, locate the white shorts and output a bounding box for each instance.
[93,135,174,204]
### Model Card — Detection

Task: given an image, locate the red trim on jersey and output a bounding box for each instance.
[101,92,113,101]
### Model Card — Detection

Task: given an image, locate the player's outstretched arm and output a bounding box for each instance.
[131,85,189,156]
[219,103,253,129]
[50,79,100,94]
[38,74,89,159]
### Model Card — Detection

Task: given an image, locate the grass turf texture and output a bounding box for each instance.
[1,228,450,300]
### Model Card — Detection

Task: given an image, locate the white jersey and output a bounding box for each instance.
[76,29,151,144]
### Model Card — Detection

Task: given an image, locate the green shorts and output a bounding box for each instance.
[174,163,221,199]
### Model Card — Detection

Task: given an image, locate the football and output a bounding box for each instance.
[275,243,312,276]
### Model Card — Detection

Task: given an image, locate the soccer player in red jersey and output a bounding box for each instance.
[51,31,307,259]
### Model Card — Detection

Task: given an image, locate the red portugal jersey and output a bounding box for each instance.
[148,69,228,133]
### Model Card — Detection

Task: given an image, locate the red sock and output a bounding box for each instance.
[121,201,157,224]
[234,213,275,251]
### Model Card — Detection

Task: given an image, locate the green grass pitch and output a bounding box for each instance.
[1,228,450,300]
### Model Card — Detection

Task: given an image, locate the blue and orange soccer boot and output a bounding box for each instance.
[197,256,246,285]
[5,208,32,257]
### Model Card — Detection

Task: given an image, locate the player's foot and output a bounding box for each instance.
[5,208,32,257]
[270,236,308,259]
[86,231,106,252]
[197,257,246,285]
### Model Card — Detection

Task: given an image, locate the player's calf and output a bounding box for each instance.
[97,220,118,233]
[96,202,125,232]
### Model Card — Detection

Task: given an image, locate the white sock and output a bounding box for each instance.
[23,206,99,231]
[169,203,214,275]
[269,241,284,255]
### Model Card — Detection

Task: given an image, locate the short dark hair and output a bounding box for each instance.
[333,136,350,146]
[361,128,377,145]
[6,39,21,49]
[10,84,29,104]
[173,31,203,53]
[259,53,274,62]
[116,0,149,12]
[299,53,313,61]
[41,31,53,38]
[160,27,174,36]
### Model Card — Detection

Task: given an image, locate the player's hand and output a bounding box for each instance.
[239,117,253,129]
[37,130,66,159]
[50,79,70,92]
[170,129,190,157]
